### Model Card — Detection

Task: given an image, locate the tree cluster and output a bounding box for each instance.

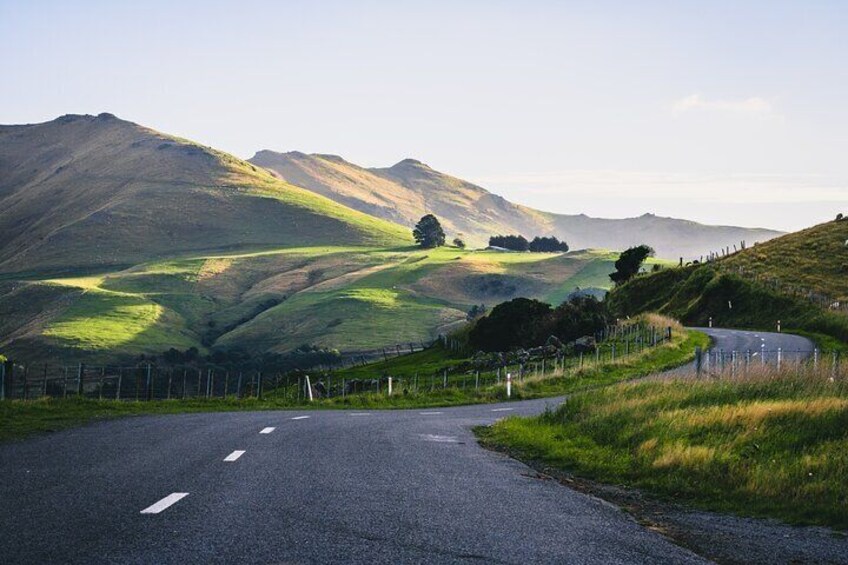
[489,235,569,253]
[528,236,569,252]
[468,295,608,352]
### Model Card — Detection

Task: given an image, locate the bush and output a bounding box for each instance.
[453,237,466,249]
[469,298,551,351]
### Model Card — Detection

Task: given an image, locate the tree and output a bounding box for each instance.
[549,295,608,343]
[488,234,530,251]
[468,298,552,351]
[453,237,466,249]
[609,245,655,285]
[413,214,446,248]
[529,236,569,253]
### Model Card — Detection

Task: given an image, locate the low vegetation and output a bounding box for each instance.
[479,365,848,529]
[0,321,706,442]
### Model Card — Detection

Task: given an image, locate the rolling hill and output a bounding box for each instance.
[250,150,782,259]
[0,113,668,363]
[0,114,411,275]
[606,217,848,344]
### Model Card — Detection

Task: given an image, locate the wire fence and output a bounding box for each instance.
[0,323,674,402]
[693,346,837,378]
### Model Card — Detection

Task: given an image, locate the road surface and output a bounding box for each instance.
[0,329,816,564]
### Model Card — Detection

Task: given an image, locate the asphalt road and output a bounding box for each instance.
[0,329,816,564]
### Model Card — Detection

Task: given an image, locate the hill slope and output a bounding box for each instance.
[250,150,782,259]
[607,218,848,343]
[0,114,411,274]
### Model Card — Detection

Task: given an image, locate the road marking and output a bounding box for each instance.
[290,416,310,420]
[260,427,275,434]
[350,413,371,416]
[224,450,245,462]
[140,493,188,514]
[419,411,443,415]
[420,434,459,443]
[491,408,514,412]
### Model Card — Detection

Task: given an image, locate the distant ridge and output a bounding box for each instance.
[250,150,782,258]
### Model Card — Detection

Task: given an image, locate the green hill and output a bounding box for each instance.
[0,114,411,274]
[607,218,848,344]
[0,244,654,363]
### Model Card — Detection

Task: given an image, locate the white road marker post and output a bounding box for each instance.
[387,376,393,396]
[506,372,512,398]
[305,375,314,402]
[777,320,781,333]
[777,348,782,371]
[761,343,766,366]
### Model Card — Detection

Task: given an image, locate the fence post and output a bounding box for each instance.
[506,372,512,398]
[443,369,447,389]
[695,347,702,376]
[77,363,85,396]
[0,362,5,400]
[813,349,819,371]
[237,372,243,399]
[256,372,262,399]
[146,364,153,401]
[116,369,122,400]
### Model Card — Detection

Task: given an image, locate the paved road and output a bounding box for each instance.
[0,329,816,564]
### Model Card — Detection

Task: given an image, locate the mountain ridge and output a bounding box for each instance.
[249,149,782,258]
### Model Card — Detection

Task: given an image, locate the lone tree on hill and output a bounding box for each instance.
[609,244,655,285]
[453,237,466,249]
[413,214,446,248]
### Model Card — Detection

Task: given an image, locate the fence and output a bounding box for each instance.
[693,346,836,377]
[0,324,674,402]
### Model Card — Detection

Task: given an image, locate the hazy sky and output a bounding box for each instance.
[2,0,847,231]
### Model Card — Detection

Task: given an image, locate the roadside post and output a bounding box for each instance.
[708,316,713,328]
[777,320,781,333]
[387,376,393,396]
[304,375,314,402]
[506,372,512,398]
[777,348,783,371]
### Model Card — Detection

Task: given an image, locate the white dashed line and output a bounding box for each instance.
[419,412,443,415]
[140,493,188,514]
[350,413,371,416]
[420,434,459,443]
[224,450,245,462]
[491,408,514,412]
[290,416,310,420]
[260,427,276,434]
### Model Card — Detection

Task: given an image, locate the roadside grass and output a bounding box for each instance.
[1,327,706,442]
[478,365,848,530]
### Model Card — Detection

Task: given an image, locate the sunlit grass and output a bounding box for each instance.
[480,363,848,529]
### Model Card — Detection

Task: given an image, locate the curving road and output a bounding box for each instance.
[0,329,817,564]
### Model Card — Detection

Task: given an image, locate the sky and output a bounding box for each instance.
[2,0,847,231]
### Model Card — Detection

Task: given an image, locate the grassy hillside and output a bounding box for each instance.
[0,245,644,363]
[0,114,411,274]
[250,150,782,258]
[607,218,848,344]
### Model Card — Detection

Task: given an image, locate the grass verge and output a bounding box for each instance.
[0,328,706,443]
[477,367,848,530]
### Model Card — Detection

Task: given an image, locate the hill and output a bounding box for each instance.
[607,218,848,344]
[250,150,782,259]
[0,245,666,363]
[0,114,411,274]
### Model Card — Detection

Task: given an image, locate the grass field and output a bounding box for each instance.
[0,323,706,442]
[478,366,848,529]
[3,246,627,363]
